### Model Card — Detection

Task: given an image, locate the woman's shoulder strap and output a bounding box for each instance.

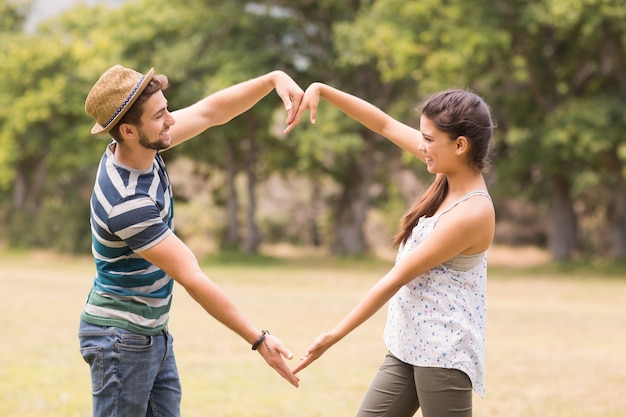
[436,190,492,219]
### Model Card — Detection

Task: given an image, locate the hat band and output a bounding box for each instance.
[102,74,147,129]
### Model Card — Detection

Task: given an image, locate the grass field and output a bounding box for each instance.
[1,248,625,417]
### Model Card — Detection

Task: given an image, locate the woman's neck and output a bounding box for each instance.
[445,169,487,199]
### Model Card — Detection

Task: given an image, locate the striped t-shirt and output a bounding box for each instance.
[81,143,174,336]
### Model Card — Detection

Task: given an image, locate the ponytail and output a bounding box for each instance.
[393,174,449,247]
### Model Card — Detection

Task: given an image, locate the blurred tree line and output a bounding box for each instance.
[0,0,624,262]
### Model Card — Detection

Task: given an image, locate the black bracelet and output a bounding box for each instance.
[251,330,269,351]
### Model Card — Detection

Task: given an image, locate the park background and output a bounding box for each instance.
[1,0,625,416]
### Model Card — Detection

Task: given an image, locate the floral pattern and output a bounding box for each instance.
[383,192,489,397]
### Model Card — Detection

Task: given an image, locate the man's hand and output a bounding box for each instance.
[271,71,304,127]
[256,333,300,387]
[283,82,322,134]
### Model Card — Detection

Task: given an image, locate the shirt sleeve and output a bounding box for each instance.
[107,195,172,252]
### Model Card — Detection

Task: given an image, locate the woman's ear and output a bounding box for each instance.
[455,136,469,155]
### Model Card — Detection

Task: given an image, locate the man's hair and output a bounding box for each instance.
[109,74,170,141]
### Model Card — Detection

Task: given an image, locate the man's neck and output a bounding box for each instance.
[110,142,156,170]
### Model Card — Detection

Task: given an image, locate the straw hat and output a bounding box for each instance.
[85,65,155,135]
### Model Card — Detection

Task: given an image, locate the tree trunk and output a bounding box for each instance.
[223,139,240,248]
[308,178,322,247]
[27,158,48,212]
[608,178,626,260]
[12,165,27,209]
[11,158,47,212]
[243,115,261,254]
[547,174,578,261]
[331,130,376,256]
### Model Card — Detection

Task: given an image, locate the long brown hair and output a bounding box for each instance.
[392,89,494,247]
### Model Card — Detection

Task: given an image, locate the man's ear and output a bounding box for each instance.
[119,123,137,141]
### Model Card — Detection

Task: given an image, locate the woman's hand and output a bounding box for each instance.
[283,82,323,134]
[292,331,335,374]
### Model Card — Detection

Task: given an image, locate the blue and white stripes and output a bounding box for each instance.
[81,143,175,335]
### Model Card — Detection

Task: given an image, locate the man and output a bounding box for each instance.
[79,64,303,417]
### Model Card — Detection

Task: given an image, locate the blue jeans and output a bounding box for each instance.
[78,320,182,417]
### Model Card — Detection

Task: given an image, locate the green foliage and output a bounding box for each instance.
[1,0,625,259]
[5,195,91,251]
[295,105,364,174]
[543,95,626,175]
[334,0,510,91]
[0,0,29,33]
[0,3,116,251]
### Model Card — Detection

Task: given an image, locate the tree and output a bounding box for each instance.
[332,0,626,261]
[0,0,30,189]
[3,0,624,262]
[494,0,626,260]
[302,0,505,255]
[277,0,416,256]
[103,0,309,253]
[0,27,96,250]
[0,2,133,251]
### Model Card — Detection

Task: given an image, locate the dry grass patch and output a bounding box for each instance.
[0,249,624,416]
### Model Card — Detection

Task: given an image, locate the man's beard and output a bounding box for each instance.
[138,128,169,151]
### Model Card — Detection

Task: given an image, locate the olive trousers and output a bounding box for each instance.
[356,353,473,417]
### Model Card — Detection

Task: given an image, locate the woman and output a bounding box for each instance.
[286,83,495,417]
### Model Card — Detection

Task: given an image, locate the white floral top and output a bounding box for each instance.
[383,191,490,397]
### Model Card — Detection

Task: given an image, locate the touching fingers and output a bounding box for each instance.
[261,335,300,387]
[272,353,300,387]
[292,352,314,374]
[283,102,309,134]
[283,90,304,126]
[289,92,304,120]
[281,365,300,387]
[283,114,300,134]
